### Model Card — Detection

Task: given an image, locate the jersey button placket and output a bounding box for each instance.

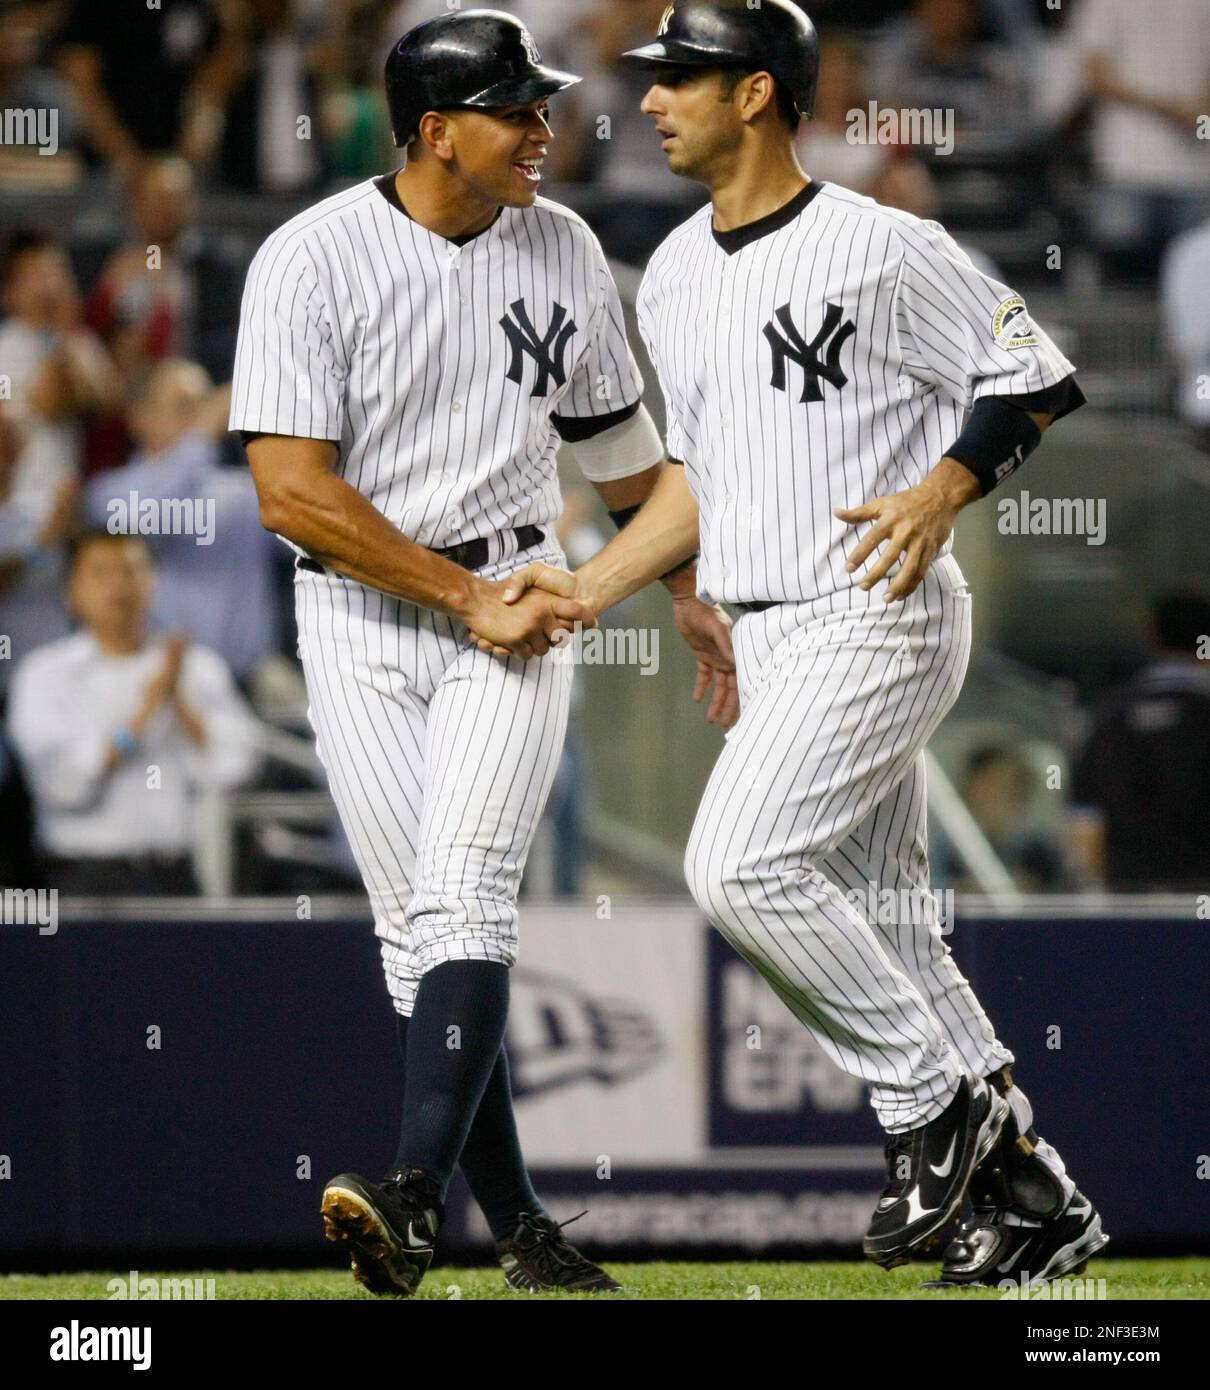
[713,253,736,458]
[710,258,735,575]
[446,255,466,417]
[441,247,468,542]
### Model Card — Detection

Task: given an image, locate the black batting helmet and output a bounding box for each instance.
[621,0,820,122]
[384,9,581,148]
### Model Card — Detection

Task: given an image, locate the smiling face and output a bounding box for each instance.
[418,98,554,208]
[639,65,750,183]
[68,536,153,644]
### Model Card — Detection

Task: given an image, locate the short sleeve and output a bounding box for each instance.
[552,239,645,436]
[228,237,347,442]
[891,218,1075,410]
[635,269,688,462]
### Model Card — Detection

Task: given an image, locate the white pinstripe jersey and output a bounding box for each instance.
[229,177,645,549]
[636,180,1077,606]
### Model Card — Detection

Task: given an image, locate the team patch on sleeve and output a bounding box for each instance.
[991,295,1039,351]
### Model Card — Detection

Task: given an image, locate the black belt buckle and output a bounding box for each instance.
[438,525,544,572]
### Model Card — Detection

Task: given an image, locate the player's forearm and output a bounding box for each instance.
[593,463,699,600]
[251,451,479,619]
[925,455,985,510]
[577,464,699,613]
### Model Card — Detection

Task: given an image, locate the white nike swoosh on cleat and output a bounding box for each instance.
[928,1134,957,1178]
[904,1186,940,1225]
[404,1220,433,1250]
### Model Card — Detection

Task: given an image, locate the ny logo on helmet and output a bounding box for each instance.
[657,5,675,35]
[500,298,579,396]
[519,28,542,66]
[763,302,856,403]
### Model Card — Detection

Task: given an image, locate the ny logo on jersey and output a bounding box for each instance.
[500,298,578,396]
[763,301,856,403]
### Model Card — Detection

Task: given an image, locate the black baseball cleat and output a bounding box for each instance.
[863,1075,1009,1270]
[322,1167,443,1297]
[925,1189,1110,1288]
[496,1211,622,1292]
[923,1065,1109,1287]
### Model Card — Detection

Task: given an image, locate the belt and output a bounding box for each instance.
[734,600,777,614]
[297,525,545,577]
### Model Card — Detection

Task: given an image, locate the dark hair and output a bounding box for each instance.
[1151,589,1210,654]
[718,67,801,132]
[0,227,56,289]
[66,529,151,573]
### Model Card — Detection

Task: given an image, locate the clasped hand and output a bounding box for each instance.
[467,561,741,728]
[462,570,595,662]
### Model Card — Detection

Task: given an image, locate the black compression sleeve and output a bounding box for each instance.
[946,399,1042,495]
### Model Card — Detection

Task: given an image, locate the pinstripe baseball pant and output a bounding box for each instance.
[686,554,1015,1133]
[294,534,573,1015]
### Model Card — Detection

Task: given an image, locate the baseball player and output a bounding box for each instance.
[229,9,736,1296]
[500,0,1108,1285]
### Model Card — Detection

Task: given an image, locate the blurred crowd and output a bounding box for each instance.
[0,0,1207,898]
[0,1,1204,273]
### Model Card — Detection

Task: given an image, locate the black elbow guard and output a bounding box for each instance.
[607,505,642,531]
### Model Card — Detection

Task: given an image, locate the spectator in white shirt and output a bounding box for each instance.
[1072,0,1210,277]
[1160,217,1210,453]
[795,30,891,193]
[7,531,259,894]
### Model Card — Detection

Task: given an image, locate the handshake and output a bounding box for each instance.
[460,559,598,662]
[458,560,741,726]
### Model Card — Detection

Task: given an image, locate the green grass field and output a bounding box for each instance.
[3,1259,1207,1300]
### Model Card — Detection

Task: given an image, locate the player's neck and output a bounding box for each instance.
[392,166,500,242]
[709,143,810,235]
